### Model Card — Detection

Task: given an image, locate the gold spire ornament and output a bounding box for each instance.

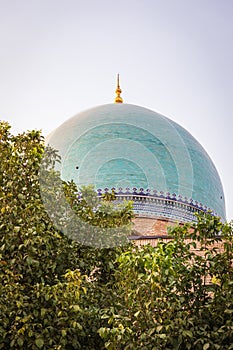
[114,74,123,103]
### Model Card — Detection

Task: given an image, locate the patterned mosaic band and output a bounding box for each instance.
[97,187,217,223]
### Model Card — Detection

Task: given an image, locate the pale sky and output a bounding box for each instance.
[1,0,233,220]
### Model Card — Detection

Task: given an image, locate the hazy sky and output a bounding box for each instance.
[1,0,233,220]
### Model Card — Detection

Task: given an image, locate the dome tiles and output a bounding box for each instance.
[47,103,226,221]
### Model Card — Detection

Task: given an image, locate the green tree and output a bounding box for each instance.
[0,122,133,349]
[99,214,233,350]
[1,121,233,350]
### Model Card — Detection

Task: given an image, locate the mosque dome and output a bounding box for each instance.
[47,101,226,222]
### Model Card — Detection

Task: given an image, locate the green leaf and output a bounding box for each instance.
[203,343,210,350]
[182,330,193,338]
[41,308,47,317]
[156,325,163,332]
[35,338,44,349]
[61,329,67,337]
[17,337,24,347]
[225,309,233,314]
[70,304,80,312]
[98,327,108,339]
[10,339,15,347]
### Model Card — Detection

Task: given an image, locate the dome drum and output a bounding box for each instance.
[96,187,217,223]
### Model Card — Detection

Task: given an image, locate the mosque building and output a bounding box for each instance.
[47,75,226,243]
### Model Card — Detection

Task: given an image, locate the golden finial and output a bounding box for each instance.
[114,73,123,103]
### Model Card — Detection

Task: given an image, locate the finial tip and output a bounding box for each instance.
[114,74,123,103]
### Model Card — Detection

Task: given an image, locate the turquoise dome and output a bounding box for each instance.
[47,103,226,220]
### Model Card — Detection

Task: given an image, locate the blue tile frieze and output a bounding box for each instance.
[96,187,217,223]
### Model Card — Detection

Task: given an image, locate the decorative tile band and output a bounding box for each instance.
[97,187,217,223]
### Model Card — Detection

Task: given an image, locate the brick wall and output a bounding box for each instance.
[131,216,224,254]
[132,216,181,237]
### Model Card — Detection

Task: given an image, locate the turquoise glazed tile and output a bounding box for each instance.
[47,103,226,220]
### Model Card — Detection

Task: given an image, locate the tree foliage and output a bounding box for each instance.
[99,215,233,350]
[0,122,133,349]
[0,121,233,349]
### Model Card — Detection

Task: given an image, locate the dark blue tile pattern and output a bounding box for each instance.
[96,187,217,222]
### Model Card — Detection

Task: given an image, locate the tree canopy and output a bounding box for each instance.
[0,122,232,349]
